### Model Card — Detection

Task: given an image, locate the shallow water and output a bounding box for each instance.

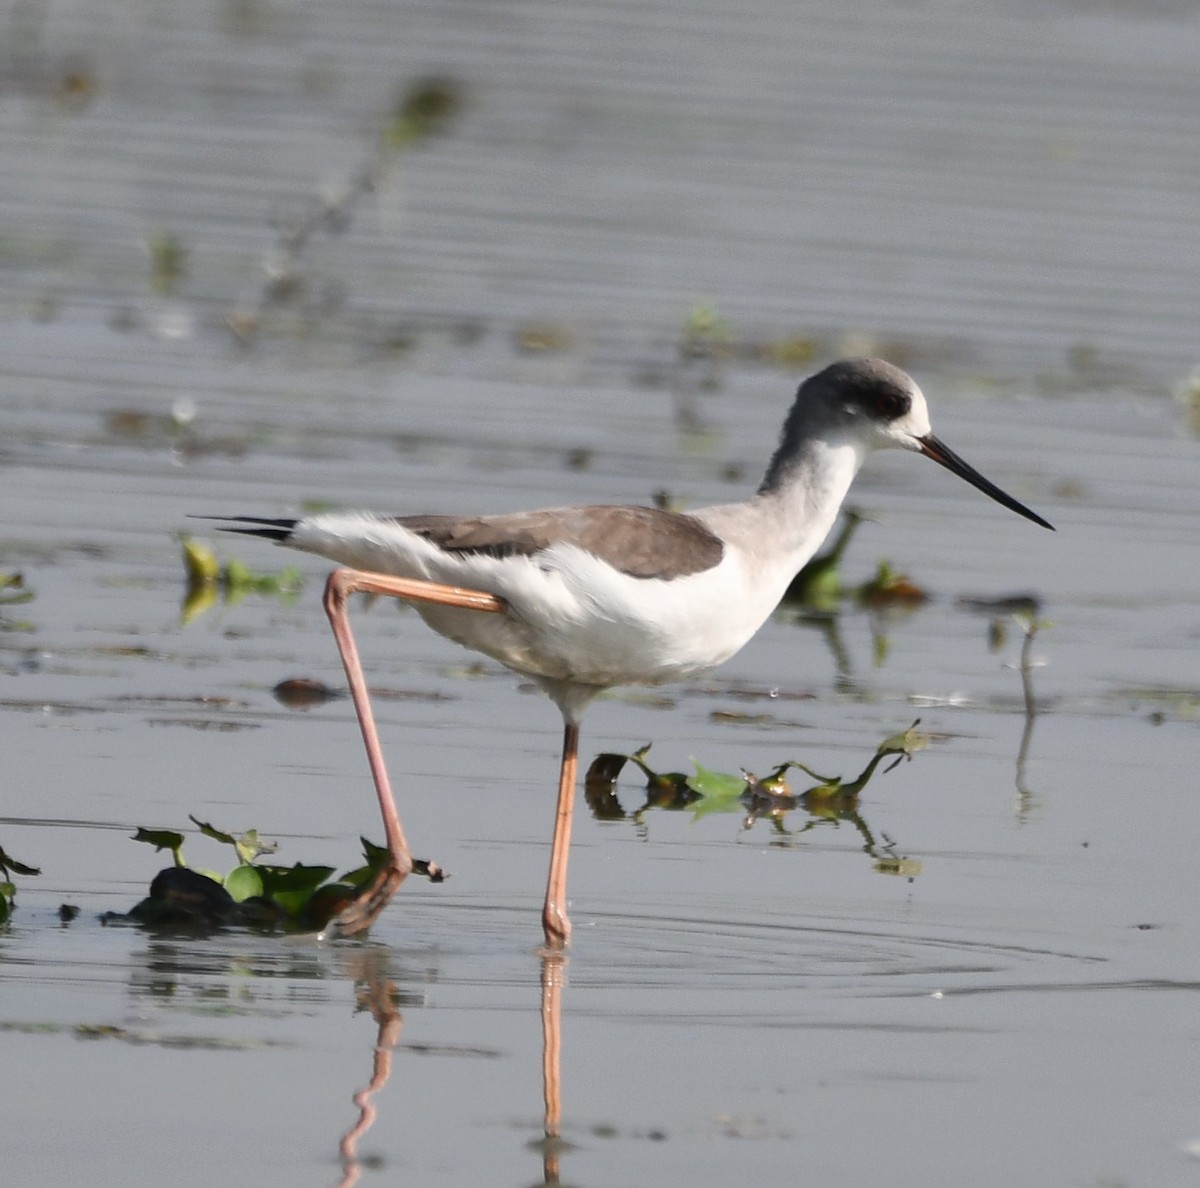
[3,1,1200,1186]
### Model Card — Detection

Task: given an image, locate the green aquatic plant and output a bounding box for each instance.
[123,818,441,931]
[585,722,929,835]
[145,230,189,296]
[0,571,32,603]
[382,76,466,149]
[0,571,35,632]
[180,535,303,623]
[0,843,41,923]
[855,559,928,608]
[226,76,465,346]
[585,724,928,876]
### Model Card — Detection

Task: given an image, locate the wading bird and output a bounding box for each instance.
[214,358,1052,946]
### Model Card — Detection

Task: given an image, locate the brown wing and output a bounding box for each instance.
[394,505,724,580]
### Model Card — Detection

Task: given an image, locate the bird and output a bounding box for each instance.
[212,357,1052,947]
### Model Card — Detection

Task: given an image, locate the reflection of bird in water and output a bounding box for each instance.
[214,358,1052,946]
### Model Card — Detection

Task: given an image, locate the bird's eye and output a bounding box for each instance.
[876,389,908,419]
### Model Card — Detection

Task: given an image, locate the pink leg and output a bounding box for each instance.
[321,567,505,937]
[541,721,580,949]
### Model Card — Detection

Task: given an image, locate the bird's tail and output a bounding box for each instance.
[190,515,298,543]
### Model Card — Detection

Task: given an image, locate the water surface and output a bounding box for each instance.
[3,1,1200,1185]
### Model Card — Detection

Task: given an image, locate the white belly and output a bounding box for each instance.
[415,543,784,687]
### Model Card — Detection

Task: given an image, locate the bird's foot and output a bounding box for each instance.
[324,861,409,939]
[540,903,571,951]
[412,857,448,883]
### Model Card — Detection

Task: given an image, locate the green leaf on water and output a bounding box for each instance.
[686,761,748,819]
[190,817,236,846]
[255,863,337,917]
[382,77,465,150]
[223,864,265,903]
[0,846,41,878]
[0,571,35,607]
[189,816,277,865]
[0,844,41,921]
[339,837,391,890]
[256,863,337,894]
[181,536,221,588]
[131,827,186,866]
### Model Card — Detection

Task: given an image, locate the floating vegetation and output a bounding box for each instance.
[118,817,443,931]
[0,571,35,632]
[783,511,929,621]
[855,559,929,608]
[145,230,189,296]
[760,332,818,369]
[382,76,466,150]
[0,843,41,923]
[679,302,734,368]
[673,302,734,430]
[515,321,576,354]
[585,722,928,872]
[226,75,465,346]
[180,535,303,624]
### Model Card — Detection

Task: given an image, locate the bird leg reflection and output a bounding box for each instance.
[337,955,404,1188]
[540,951,567,1184]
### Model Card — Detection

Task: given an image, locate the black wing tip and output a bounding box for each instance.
[188,515,299,543]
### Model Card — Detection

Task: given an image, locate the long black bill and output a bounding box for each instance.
[918,434,1054,531]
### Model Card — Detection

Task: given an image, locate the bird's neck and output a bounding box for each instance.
[703,437,865,576]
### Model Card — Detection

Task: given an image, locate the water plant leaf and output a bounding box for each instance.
[180,536,304,622]
[0,845,41,878]
[339,837,392,890]
[686,761,748,818]
[255,863,338,917]
[123,822,406,930]
[145,229,189,297]
[131,827,186,866]
[873,856,923,878]
[223,864,265,903]
[189,816,278,865]
[856,560,928,607]
[255,863,337,894]
[190,817,236,846]
[182,536,221,587]
[878,719,930,763]
[383,77,465,149]
[0,571,35,606]
[0,843,34,922]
